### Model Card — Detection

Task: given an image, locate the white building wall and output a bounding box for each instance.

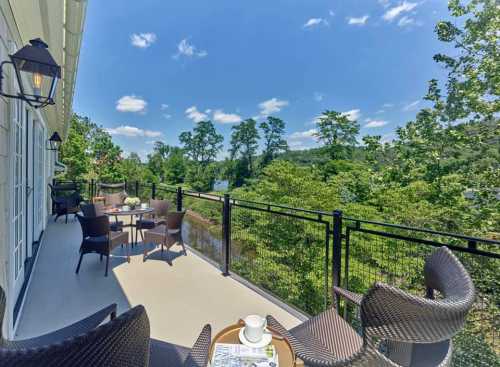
[0,4,51,337]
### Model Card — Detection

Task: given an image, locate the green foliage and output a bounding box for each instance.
[228,119,260,187]
[179,120,223,166]
[59,114,93,180]
[259,116,288,167]
[314,110,360,160]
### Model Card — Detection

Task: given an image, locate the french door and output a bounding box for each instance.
[33,121,45,241]
[11,99,25,300]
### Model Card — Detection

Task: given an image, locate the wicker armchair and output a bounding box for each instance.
[136,199,170,242]
[143,211,186,263]
[267,247,475,367]
[76,214,130,276]
[81,202,124,232]
[97,183,128,207]
[49,184,82,223]
[0,286,212,367]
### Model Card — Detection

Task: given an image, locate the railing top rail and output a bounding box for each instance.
[56,179,499,247]
[344,217,500,246]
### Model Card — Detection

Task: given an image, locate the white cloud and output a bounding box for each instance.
[173,39,208,59]
[342,109,362,121]
[288,129,319,150]
[314,92,324,102]
[161,104,169,110]
[116,95,147,113]
[364,119,389,128]
[162,114,172,119]
[303,18,328,28]
[130,33,157,48]
[378,0,392,8]
[402,100,420,111]
[347,15,369,26]
[258,98,289,116]
[213,109,242,124]
[106,125,162,138]
[383,2,418,22]
[289,129,317,140]
[382,103,394,108]
[185,106,208,122]
[398,16,422,27]
[376,109,385,114]
[329,10,335,17]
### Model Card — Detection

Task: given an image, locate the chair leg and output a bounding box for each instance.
[65,214,68,224]
[100,254,103,262]
[105,255,110,277]
[180,241,187,255]
[76,253,84,274]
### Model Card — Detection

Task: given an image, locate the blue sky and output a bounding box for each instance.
[73,0,452,160]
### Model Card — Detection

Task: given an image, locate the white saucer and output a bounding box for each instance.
[238,328,273,348]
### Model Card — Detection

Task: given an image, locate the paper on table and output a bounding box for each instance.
[211,343,278,367]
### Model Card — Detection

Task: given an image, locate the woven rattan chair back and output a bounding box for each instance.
[361,247,474,344]
[80,203,98,217]
[166,211,186,231]
[0,300,151,367]
[77,214,110,238]
[150,199,169,218]
[104,192,126,207]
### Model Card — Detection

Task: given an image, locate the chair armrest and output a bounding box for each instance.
[333,286,363,306]
[266,315,307,359]
[183,324,211,367]
[10,304,117,350]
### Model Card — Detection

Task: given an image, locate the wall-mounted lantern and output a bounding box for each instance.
[0,38,61,109]
[47,131,62,151]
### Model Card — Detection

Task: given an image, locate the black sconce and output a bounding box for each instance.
[47,131,62,151]
[0,38,61,109]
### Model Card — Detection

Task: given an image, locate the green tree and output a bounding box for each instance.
[59,114,93,180]
[314,110,360,160]
[179,120,223,166]
[229,119,260,186]
[259,116,288,167]
[121,153,144,180]
[433,0,499,122]
[164,147,187,184]
[179,120,223,191]
[89,128,124,182]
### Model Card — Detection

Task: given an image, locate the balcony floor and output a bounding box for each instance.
[15,217,302,347]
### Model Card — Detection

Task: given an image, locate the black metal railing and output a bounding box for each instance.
[57,179,500,366]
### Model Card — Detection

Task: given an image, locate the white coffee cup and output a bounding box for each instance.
[122,205,130,212]
[141,203,148,209]
[244,315,267,343]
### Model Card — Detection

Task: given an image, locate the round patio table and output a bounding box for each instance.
[103,207,154,245]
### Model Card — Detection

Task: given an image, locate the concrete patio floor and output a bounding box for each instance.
[15,216,302,347]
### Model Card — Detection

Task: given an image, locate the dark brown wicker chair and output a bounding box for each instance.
[76,214,130,276]
[81,202,124,232]
[135,199,170,242]
[97,182,128,207]
[267,247,475,367]
[49,184,82,223]
[0,286,212,367]
[143,211,186,263]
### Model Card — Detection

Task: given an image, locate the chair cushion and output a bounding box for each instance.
[149,339,190,367]
[110,221,124,231]
[136,219,156,229]
[290,307,363,361]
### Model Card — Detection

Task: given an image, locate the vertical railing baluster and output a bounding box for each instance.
[222,194,231,276]
[332,210,343,312]
[176,187,183,211]
[151,182,156,200]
